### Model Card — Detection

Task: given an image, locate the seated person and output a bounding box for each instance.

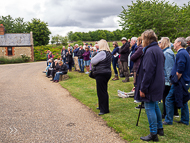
[47,59,55,77]
[46,59,53,76]
[50,59,59,81]
[53,61,68,83]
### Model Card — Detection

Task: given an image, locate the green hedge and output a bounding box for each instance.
[0,55,30,64]
[34,45,63,61]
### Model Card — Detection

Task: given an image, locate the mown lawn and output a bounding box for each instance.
[59,69,190,143]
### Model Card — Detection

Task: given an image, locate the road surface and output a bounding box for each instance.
[0,62,125,143]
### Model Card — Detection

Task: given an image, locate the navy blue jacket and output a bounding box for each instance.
[134,42,165,102]
[171,49,190,83]
[170,74,190,108]
[111,46,119,59]
[73,48,79,57]
[186,46,190,55]
[130,43,137,71]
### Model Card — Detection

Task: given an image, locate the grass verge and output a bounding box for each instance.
[59,71,190,143]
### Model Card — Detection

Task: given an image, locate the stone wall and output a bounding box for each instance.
[0,47,33,60]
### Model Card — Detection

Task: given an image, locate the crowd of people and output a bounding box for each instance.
[44,30,190,142]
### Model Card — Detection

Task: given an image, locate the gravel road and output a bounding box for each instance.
[0,62,126,143]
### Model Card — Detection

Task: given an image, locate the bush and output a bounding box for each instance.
[34,45,63,61]
[0,57,24,64]
[21,54,31,62]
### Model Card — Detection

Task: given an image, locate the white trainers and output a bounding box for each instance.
[134,100,141,103]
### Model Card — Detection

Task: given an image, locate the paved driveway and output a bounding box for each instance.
[0,62,125,143]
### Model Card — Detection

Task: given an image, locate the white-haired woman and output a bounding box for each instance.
[91,39,112,115]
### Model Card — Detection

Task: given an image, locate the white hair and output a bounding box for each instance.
[75,44,78,46]
[95,44,99,47]
[93,47,97,50]
[186,36,190,42]
[131,37,138,42]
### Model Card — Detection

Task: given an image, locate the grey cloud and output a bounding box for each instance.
[43,0,128,28]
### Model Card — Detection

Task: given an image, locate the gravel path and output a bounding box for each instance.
[0,62,126,143]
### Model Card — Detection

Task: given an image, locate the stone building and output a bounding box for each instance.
[0,24,34,61]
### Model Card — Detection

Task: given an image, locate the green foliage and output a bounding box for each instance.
[26,18,51,46]
[0,57,27,64]
[34,45,63,61]
[67,29,123,41]
[20,54,31,62]
[51,34,68,46]
[0,15,27,33]
[118,0,190,40]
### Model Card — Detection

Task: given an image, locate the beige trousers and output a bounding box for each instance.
[74,56,79,70]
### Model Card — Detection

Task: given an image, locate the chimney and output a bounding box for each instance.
[0,24,5,35]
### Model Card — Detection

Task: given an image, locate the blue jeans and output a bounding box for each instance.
[62,58,66,63]
[165,85,189,125]
[54,72,63,81]
[112,57,118,76]
[78,59,84,72]
[144,101,163,134]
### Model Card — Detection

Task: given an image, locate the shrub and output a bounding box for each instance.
[0,57,24,64]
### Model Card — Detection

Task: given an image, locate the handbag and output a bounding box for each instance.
[89,67,96,79]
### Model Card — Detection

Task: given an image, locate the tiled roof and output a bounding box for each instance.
[0,33,32,46]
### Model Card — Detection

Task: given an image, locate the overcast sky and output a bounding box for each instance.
[0,0,187,37]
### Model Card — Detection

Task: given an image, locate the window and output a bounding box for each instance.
[8,47,12,55]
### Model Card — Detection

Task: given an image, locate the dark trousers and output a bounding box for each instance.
[95,72,111,113]
[112,57,118,76]
[68,62,72,70]
[163,85,178,117]
[51,70,57,80]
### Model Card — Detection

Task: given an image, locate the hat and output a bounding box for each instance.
[85,43,88,45]
[121,37,127,41]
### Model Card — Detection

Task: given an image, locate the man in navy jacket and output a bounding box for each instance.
[163,37,190,126]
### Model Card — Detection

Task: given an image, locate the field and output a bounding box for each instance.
[59,70,190,142]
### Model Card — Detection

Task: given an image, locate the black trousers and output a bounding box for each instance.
[95,72,111,113]
[51,70,57,80]
[163,85,178,117]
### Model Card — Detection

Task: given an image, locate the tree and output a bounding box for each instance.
[0,15,27,33]
[98,30,107,40]
[118,0,182,40]
[0,15,15,33]
[67,31,73,41]
[26,18,51,46]
[60,36,68,46]
[12,17,27,33]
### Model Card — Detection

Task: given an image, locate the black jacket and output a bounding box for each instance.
[66,51,73,63]
[77,49,85,59]
[119,42,130,62]
[58,63,68,74]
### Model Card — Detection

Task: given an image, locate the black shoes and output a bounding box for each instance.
[140,133,159,142]
[98,112,109,116]
[120,74,125,78]
[157,128,164,136]
[135,104,145,109]
[174,120,188,125]
[96,107,100,110]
